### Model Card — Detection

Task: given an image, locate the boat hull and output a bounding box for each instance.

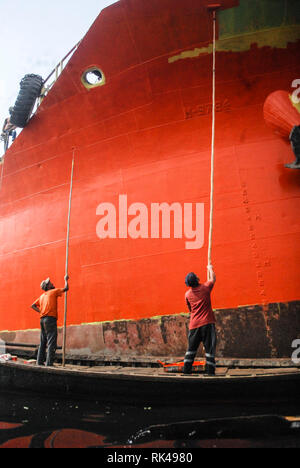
[1,361,300,404]
[0,300,299,359]
[0,0,299,357]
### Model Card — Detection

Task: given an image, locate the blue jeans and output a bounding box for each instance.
[37,317,57,366]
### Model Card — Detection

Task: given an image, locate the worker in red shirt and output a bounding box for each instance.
[31,276,69,366]
[183,265,216,375]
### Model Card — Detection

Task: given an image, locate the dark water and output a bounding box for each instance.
[0,390,300,448]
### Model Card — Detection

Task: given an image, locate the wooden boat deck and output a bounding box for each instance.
[46,363,300,378]
[1,359,300,404]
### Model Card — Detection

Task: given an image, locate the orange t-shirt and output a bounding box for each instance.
[33,288,64,319]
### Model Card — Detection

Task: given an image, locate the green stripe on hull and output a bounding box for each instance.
[168,0,300,63]
[220,0,300,38]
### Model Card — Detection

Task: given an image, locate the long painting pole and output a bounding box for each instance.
[62,153,75,367]
[207,5,219,268]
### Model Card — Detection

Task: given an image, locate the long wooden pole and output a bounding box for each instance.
[208,8,217,268]
[62,153,75,367]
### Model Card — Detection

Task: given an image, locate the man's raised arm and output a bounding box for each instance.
[207,265,216,284]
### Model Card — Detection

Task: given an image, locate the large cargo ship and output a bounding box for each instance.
[0,0,299,359]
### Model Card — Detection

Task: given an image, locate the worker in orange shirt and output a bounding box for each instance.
[31,276,69,366]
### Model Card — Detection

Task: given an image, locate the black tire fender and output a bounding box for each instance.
[10,74,44,128]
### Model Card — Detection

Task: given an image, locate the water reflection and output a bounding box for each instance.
[0,390,299,448]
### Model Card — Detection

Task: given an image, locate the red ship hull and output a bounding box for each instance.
[0,0,299,358]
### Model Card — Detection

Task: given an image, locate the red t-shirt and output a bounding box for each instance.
[185,281,215,330]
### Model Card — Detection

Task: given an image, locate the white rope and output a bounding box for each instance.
[207,10,217,268]
[62,151,75,367]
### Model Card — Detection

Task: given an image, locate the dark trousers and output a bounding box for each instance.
[183,323,217,374]
[37,317,57,366]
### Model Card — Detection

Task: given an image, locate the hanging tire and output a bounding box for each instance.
[10,74,44,128]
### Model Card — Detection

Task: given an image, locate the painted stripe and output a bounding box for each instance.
[206,361,216,367]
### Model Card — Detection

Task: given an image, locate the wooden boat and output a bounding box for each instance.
[0,0,300,360]
[1,359,299,404]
